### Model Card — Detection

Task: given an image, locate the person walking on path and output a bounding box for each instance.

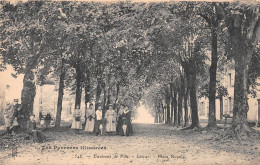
[104,104,117,135]
[71,105,82,134]
[85,103,95,133]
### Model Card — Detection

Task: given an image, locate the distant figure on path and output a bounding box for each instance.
[45,112,52,129]
[105,104,116,134]
[85,103,95,133]
[39,109,46,129]
[94,104,103,136]
[71,105,82,134]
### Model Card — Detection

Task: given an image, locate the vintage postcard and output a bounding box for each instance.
[0,0,260,164]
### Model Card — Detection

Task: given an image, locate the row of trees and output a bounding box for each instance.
[1,1,260,139]
[0,1,144,127]
[140,2,260,139]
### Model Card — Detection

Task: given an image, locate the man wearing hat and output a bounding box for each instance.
[27,114,45,142]
[104,104,117,135]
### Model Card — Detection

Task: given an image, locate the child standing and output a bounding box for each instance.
[94,104,103,136]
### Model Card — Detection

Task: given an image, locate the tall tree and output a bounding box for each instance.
[196,2,222,129]
[219,3,260,139]
[0,1,50,123]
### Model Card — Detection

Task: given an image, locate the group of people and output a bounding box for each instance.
[4,99,46,142]
[3,99,133,142]
[71,103,133,136]
[4,99,23,135]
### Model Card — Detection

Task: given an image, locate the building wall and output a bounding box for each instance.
[198,68,260,123]
[33,84,88,122]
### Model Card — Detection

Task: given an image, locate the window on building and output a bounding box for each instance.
[228,73,232,87]
[228,97,233,113]
[224,99,228,114]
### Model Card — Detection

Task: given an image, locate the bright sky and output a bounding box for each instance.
[0,65,24,103]
[132,104,154,124]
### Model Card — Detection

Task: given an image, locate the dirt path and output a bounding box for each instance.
[1,123,259,165]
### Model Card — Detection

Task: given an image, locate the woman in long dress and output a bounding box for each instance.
[120,105,133,136]
[85,103,95,133]
[105,104,116,134]
[71,105,82,134]
[116,104,124,135]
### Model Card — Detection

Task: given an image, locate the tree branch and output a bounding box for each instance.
[197,13,211,26]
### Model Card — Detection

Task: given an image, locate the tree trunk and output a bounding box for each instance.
[114,82,120,105]
[161,102,165,123]
[102,82,106,118]
[166,87,171,124]
[158,110,162,123]
[55,59,65,128]
[170,83,174,124]
[74,66,82,109]
[184,78,189,127]
[173,88,178,126]
[178,80,184,126]
[185,73,200,129]
[207,15,218,129]
[154,111,158,123]
[21,53,41,127]
[229,14,257,139]
[107,75,112,106]
[21,68,36,124]
[84,70,91,107]
[95,77,102,110]
[233,52,252,139]
[158,103,162,123]
[219,96,223,121]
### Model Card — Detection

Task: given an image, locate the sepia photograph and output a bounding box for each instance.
[0,0,260,164]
